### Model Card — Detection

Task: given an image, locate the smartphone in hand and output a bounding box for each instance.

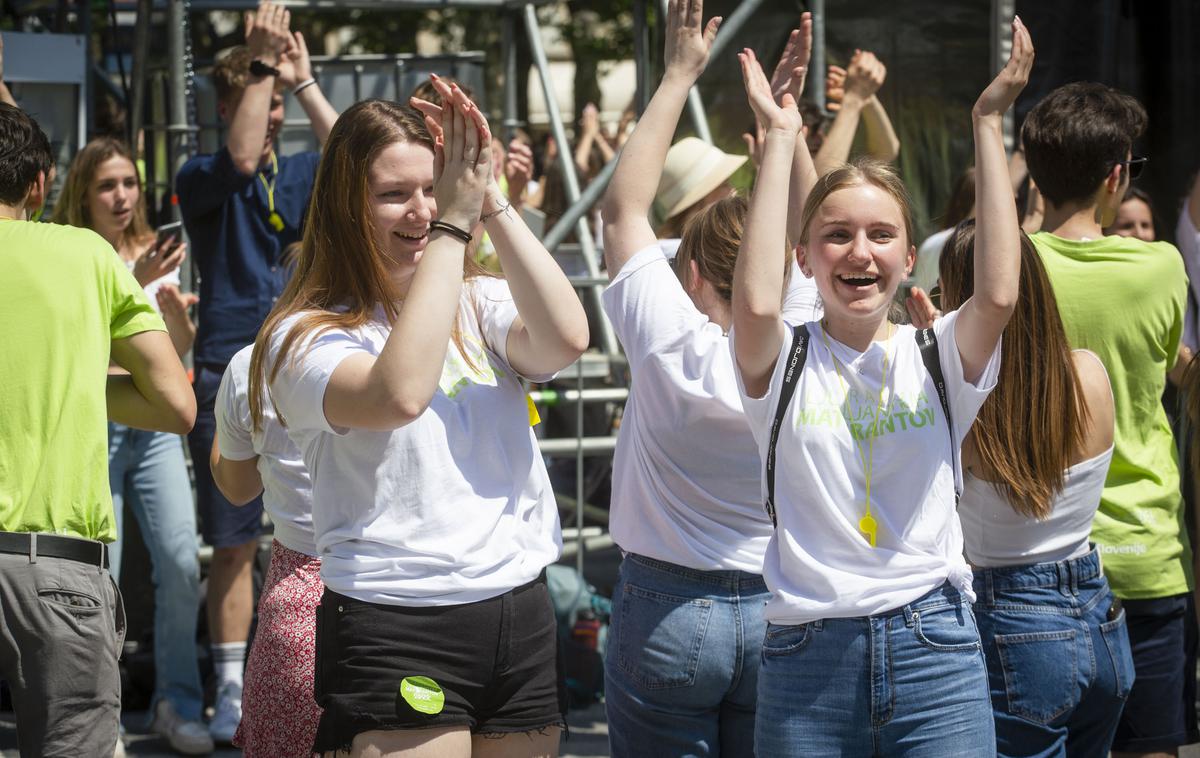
[151,221,184,260]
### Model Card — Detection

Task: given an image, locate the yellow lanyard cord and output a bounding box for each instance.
[257,152,284,231]
[819,321,893,547]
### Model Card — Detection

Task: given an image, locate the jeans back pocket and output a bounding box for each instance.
[995,629,1079,724]
[615,583,712,690]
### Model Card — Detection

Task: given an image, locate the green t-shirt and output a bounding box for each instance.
[1033,231,1190,599]
[0,219,165,542]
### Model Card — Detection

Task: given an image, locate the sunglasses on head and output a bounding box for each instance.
[1118,155,1148,180]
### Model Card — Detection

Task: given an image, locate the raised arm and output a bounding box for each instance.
[861,94,900,162]
[732,49,803,398]
[953,17,1032,383]
[600,0,721,278]
[277,31,338,146]
[0,33,15,108]
[228,2,291,175]
[108,330,197,433]
[322,84,490,431]
[414,78,589,377]
[772,13,817,245]
[814,50,886,176]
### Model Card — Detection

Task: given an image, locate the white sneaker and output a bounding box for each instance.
[150,699,215,755]
[208,681,243,745]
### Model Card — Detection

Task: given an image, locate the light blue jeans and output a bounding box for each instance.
[605,553,769,758]
[756,582,994,757]
[108,423,204,721]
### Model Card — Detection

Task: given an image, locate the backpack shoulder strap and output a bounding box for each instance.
[915,327,959,501]
[765,324,810,528]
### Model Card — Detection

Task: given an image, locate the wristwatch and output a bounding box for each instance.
[249,59,281,78]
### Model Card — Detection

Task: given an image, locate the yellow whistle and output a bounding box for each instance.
[859,513,878,548]
[268,211,285,232]
[526,395,541,427]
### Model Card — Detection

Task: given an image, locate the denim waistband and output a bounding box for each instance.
[626,553,767,591]
[971,546,1102,597]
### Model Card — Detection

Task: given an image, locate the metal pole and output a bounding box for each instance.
[574,352,584,576]
[705,0,768,64]
[502,11,520,141]
[541,150,617,253]
[166,0,190,220]
[991,0,1016,153]
[129,0,153,153]
[632,0,651,114]
[522,2,618,355]
[80,0,93,137]
[809,0,827,113]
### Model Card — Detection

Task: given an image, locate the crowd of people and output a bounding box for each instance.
[2,0,1199,756]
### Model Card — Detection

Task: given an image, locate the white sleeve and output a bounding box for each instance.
[214,360,257,461]
[932,308,1001,447]
[781,261,821,323]
[268,323,373,436]
[470,276,559,383]
[1176,208,1200,351]
[601,243,709,372]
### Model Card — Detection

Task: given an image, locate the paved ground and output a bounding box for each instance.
[0,702,611,757]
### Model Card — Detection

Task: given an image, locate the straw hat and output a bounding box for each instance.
[655,137,747,220]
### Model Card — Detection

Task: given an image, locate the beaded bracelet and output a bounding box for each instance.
[428,219,473,244]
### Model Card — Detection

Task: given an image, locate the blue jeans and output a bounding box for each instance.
[756,582,993,757]
[605,554,769,758]
[973,548,1135,757]
[108,423,204,721]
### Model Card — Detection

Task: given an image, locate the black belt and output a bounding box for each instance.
[0,531,109,569]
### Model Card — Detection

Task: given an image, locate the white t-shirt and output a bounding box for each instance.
[603,242,820,572]
[215,345,316,556]
[961,447,1113,568]
[1176,208,1200,351]
[267,277,561,606]
[733,310,1000,625]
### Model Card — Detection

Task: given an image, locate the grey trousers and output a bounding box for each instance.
[0,546,125,757]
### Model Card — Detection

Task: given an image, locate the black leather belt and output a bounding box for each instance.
[0,531,109,569]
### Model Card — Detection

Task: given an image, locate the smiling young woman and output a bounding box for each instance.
[730,17,1034,756]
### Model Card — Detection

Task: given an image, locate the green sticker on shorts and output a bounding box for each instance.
[398,676,445,715]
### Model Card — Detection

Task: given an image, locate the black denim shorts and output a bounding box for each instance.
[312,574,565,754]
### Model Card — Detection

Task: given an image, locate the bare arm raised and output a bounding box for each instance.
[321,84,492,431]
[227,2,290,175]
[0,33,16,108]
[277,30,338,146]
[413,78,589,378]
[953,17,1033,383]
[731,49,804,398]
[600,0,721,279]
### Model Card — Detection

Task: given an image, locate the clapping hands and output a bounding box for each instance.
[739,48,803,139]
[409,76,493,230]
[663,0,722,84]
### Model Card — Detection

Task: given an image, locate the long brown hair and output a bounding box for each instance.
[938,220,1087,519]
[54,137,151,249]
[248,99,491,432]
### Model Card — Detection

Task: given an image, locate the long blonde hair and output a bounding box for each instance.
[248,99,492,432]
[54,137,151,249]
